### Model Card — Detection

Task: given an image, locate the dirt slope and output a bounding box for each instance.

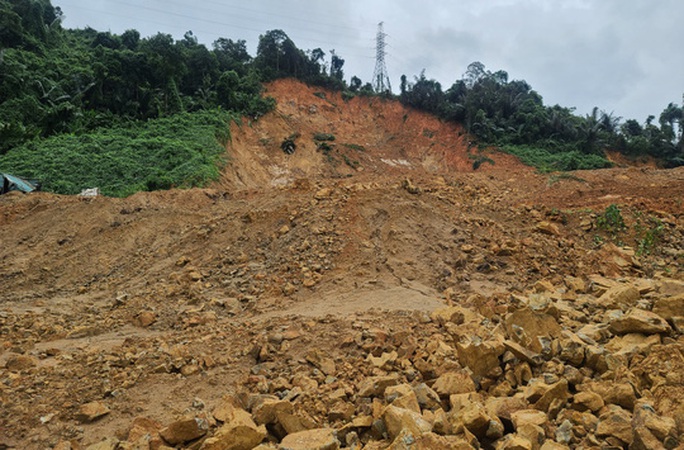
[1,80,683,449]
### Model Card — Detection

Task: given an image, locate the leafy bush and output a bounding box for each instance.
[501,145,612,172]
[0,110,233,197]
[595,204,626,235]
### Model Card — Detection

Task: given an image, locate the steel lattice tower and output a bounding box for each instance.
[372,22,391,93]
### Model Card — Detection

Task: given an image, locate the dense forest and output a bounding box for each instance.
[1,0,682,196]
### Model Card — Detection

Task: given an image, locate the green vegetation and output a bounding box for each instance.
[595,204,626,236]
[0,0,348,196]
[501,145,611,172]
[313,133,336,142]
[399,64,683,170]
[0,111,232,196]
[591,204,667,256]
[1,0,682,197]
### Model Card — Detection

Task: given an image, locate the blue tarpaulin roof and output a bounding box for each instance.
[1,173,38,194]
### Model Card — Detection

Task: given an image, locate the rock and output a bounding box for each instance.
[456,337,505,378]
[653,294,684,321]
[306,349,336,375]
[134,310,157,328]
[605,333,661,356]
[412,383,442,411]
[609,309,671,334]
[382,405,432,441]
[385,386,420,413]
[505,309,561,353]
[386,431,473,450]
[357,375,400,398]
[275,410,317,435]
[503,340,543,366]
[4,354,37,372]
[510,409,548,431]
[631,427,664,450]
[564,276,587,293]
[128,416,163,442]
[432,371,476,397]
[200,406,266,450]
[598,285,640,309]
[367,351,398,369]
[328,401,356,422]
[596,406,633,446]
[528,379,570,413]
[536,221,560,236]
[632,402,677,442]
[517,423,545,449]
[314,188,333,200]
[213,395,247,422]
[495,433,534,450]
[252,398,294,425]
[85,437,119,450]
[430,306,481,326]
[76,401,111,423]
[279,428,340,450]
[571,391,604,413]
[160,416,209,445]
[485,396,529,422]
[558,331,586,366]
[448,397,492,439]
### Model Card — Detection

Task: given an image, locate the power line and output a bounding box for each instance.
[56,0,375,58]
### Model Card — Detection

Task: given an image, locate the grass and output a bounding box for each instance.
[0,110,233,197]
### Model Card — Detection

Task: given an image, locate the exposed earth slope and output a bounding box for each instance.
[1,79,683,449]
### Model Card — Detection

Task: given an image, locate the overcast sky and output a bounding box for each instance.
[55,0,683,122]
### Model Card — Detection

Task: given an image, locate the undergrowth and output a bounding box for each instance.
[0,110,233,197]
[501,145,612,172]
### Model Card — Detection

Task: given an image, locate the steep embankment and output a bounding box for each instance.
[218,79,528,189]
[0,79,683,449]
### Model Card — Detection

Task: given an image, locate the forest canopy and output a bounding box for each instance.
[1,0,682,196]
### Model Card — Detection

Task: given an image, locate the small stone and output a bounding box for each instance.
[279,428,340,450]
[76,401,111,423]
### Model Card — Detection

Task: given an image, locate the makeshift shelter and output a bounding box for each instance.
[1,173,39,194]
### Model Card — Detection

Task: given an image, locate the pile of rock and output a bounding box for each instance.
[57,276,684,450]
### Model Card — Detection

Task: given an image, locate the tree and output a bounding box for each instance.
[330,49,344,81]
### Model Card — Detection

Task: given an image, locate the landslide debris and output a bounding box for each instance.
[1,80,683,449]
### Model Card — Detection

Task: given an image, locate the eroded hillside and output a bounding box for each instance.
[1,80,683,450]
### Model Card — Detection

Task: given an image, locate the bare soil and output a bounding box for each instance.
[0,79,683,449]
